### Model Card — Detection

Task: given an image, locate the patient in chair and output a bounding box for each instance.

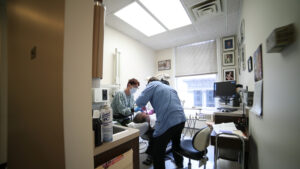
[133,112,156,128]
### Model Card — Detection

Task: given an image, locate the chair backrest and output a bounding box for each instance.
[192,127,212,152]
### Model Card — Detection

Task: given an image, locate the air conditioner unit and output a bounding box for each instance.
[190,0,222,20]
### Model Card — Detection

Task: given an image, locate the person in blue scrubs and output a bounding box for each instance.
[136,77,186,169]
[111,78,140,125]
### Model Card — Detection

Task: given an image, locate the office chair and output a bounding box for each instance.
[175,127,212,169]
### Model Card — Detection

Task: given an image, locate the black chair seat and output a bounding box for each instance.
[113,114,132,126]
[177,139,206,160]
[113,113,131,119]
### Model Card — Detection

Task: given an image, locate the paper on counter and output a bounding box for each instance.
[213,122,237,134]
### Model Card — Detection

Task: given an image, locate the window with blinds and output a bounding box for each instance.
[175,40,217,77]
[175,40,218,109]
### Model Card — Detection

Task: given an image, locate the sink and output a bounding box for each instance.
[113,125,128,135]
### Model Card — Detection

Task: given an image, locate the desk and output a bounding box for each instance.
[214,110,248,132]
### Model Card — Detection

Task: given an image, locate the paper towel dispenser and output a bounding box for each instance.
[92,88,109,103]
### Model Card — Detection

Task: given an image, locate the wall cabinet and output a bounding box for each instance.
[92,1,105,79]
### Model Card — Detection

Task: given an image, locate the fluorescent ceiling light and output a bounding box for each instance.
[140,0,192,30]
[114,2,166,37]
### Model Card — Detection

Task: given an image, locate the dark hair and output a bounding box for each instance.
[147,77,159,84]
[127,78,140,86]
[236,84,243,88]
[160,79,169,85]
[133,113,146,123]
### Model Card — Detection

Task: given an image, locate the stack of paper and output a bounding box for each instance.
[212,122,237,134]
[213,122,247,138]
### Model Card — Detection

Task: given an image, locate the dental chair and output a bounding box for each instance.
[175,126,212,169]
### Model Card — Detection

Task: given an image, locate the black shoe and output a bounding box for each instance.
[142,156,153,166]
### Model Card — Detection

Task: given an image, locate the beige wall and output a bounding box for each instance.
[239,0,300,168]
[101,26,156,97]
[63,0,94,169]
[155,48,175,87]
[0,0,7,164]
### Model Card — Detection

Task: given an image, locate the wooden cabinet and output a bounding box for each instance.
[92,1,105,79]
[94,126,140,169]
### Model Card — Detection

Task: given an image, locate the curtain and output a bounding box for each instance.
[175,40,217,77]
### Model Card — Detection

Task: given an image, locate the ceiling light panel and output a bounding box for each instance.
[140,0,192,30]
[114,2,166,36]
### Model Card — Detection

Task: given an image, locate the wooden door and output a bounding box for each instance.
[7,0,65,168]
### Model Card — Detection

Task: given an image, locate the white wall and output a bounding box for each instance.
[239,0,300,169]
[155,48,175,87]
[101,25,156,97]
[63,0,94,169]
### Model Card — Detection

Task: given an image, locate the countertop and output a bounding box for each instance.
[94,125,139,156]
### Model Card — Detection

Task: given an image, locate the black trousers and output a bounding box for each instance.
[152,122,185,169]
[145,128,154,155]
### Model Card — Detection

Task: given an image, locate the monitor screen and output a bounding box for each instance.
[213,81,236,98]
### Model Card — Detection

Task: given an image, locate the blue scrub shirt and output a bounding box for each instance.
[136,81,186,137]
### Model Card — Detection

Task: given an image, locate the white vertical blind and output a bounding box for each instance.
[175,40,217,77]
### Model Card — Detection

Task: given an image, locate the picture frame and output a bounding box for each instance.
[222,36,235,51]
[254,44,263,82]
[238,55,241,75]
[158,59,171,71]
[240,19,245,43]
[223,68,236,81]
[248,56,253,72]
[241,44,246,71]
[222,51,235,66]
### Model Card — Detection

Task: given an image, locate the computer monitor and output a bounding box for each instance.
[213,81,236,104]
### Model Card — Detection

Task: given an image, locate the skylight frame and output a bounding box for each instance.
[139,0,192,30]
[114,2,166,37]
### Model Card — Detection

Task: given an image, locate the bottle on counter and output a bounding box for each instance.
[92,110,103,146]
[101,105,113,142]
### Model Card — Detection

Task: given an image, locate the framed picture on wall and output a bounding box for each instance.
[241,44,246,71]
[223,68,236,81]
[158,59,171,71]
[222,36,235,51]
[240,19,245,43]
[248,56,253,72]
[238,55,241,75]
[254,44,263,82]
[222,51,235,66]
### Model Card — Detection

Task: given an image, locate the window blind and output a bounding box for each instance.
[175,40,217,77]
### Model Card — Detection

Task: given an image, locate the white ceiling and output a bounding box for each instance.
[103,0,241,50]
